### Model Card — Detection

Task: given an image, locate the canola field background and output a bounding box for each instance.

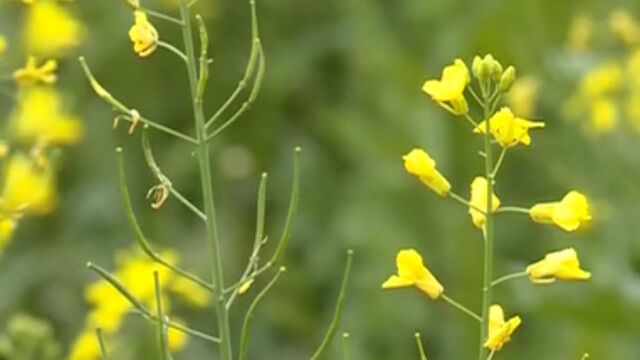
[1,0,640,359]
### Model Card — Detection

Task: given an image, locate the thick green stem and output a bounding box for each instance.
[479,83,494,360]
[177,1,232,359]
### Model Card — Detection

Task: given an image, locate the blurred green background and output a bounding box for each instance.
[1,0,640,359]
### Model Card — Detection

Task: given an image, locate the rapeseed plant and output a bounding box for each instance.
[383,54,593,359]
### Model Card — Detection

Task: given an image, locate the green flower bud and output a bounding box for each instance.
[472,56,483,79]
[492,61,504,81]
[480,54,495,80]
[499,66,516,92]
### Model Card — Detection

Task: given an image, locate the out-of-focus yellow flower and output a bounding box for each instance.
[422,59,469,115]
[483,304,521,352]
[0,217,17,255]
[579,63,623,98]
[129,11,159,58]
[382,249,444,300]
[9,87,82,146]
[529,191,591,232]
[0,35,7,56]
[627,49,640,89]
[68,330,102,360]
[566,15,593,53]
[526,248,591,284]
[402,148,451,197]
[70,248,211,359]
[610,9,640,47]
[23,0,83,57]
[474,107,545,148]
[589,98,617,133]
[469,177,500,228]
[168,319,188,351]
[505,77,540,119]
[0,154,56,215]
[13,57,58,86]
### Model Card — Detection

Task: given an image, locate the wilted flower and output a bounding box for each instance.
[402,148,451,197]
[529,191,591,232]
[483,304,521,351]
[526,248,591,284]
[422,59,469,115]
[469,177,500,228]
[473,107,545,148]
[129,11,159,58]
[382,249,444,300]
[13,57,58,86]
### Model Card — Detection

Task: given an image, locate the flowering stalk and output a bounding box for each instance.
[479,75,495,360]
[175,0,232,359]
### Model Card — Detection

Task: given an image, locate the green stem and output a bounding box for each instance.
[491,271,527,287]
[449,191,485,215]
[494,206,530,215]
[176,1,232,359]
[143,8,184,26]
[158,41,188,63]
[491,148,507,178]
[153,272,172,360]
[414,332,428,360]
[441,294,482,322]
[238,267,286,360]
[310,250,354,360]
[95,328,108,359]
[486,350,496,360]
[342,333,350,360]
[479,81,494,360]
[464,113,479,128]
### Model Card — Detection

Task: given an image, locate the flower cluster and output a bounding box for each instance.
[68,248,211,360]
[383,54,593,357]
[564,9,640,135]
[0,0,83,256]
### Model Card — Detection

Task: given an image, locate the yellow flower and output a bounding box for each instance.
[68,330,102,360]
[422,59,470,115]
[23,0,83,57]
[13,57,58,86]
[402,148,451,197]
[529,191,591,232]
[505,77,540,118]
[566,15,593,53]
[129,11,159,58]
[526,248,591,284]
[579,63,623,98]
[469,177,500,228]
[168,318,189,351]
[75,247,211,357]
[474,107,545,148]
[382,249,444,299]
[0,35,7,56]
[589,98,617,133]
[483,304,521,352]
[610,9,640,47]
[0,154,56,215]
[0,217,17,255]
[9,87,83,146]
[627,93,640,133]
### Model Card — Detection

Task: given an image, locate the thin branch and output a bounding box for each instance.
[142,8,184,26]
[494,206,530,215]
[153,272,172,360]
[79,57,197,144]
[441,294,482,322]
[96,328,108,359]
[238,267,286,360]
[491,271,528,287]
[141,128,207,221]
[116,148,214,291]
[415,332,428,360]
[310,249,354,360]
[158,41,188,63]
[87,262,220,344]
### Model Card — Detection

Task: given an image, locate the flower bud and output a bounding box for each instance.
[499,66,516,92]
[472,56,483,79]
[492,61,503,81]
